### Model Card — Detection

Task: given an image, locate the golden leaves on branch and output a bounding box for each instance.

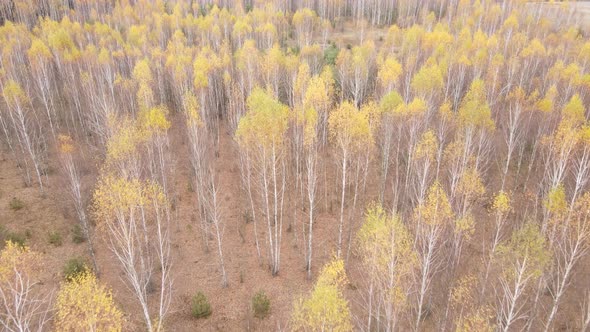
[58,134,75,154]
[92,175,167,230]
[235,87,289,151]
[0,241,41,284]
[328,101,373,155]
[55,271,124,332]
[291,258,352,332]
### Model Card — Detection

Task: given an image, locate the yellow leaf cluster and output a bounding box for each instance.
[302,107,319,148]
[411,60,444,97]
[236,87,290,151]
[93,175,144,222]
[182,91,203,126]
[377,55,402,89]
[291,258,352,332]
[292,8,317,27]
[458,79,495,131]
[2,79,29,107]
[303,67,334,113]
[454,214,475,238]
[492,191,511,215]
[58,134,75,154]
[404,97,427,117]
[450,274,477,309]
[47,23,81,62]
[520,38,546,58]
[415,181,454,227]
[55,271,124,332]
[294,63,311,105]
[232,18,252,39]
[357,203,417,308]
[414,130,438,161]
[544,184,567,220]
[193,50,212,89]
[132,58,153,85]
[457,167,485,199]
[235,39,259,71]
[0,241,41,284]
[497,222,551,281]
[379,91,403,115]
[27,38,52,68]
[328,101,373,154]
[536,85,557,113]
[438,101,454,123]
[456,306,495,332]
[560,94,585,127]
[105,117,144,165]
[139,105,171,134]
[93,175,167,227]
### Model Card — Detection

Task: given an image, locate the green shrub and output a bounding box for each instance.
[5,232,26,248]
[0,225,5,244]
[252,291,270,319]
[324,44,339,66]
[48,231,62,246]
[242,211,252,224]
[63,257,88,281]
[191,292,212,319]
[9,197,25,211]
[71,224,86,244]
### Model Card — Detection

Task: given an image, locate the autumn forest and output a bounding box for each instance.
[1,0,590,331]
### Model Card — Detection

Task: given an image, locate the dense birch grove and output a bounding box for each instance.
[1,0,590,330]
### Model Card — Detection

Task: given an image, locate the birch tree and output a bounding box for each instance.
[413,181,454,331]
[328,101,373,257]
[0,241,51,332]
[93,176,172,332]
[495,222,550,332]
[1,80,45,191]
[58,134,98,273]
[481,191,511,296]
[356,203,417,331]
[235,87,289,276]
[544,192,590,331]
[301,104,320,279]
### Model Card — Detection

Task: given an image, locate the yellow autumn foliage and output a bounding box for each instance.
[58,134,75,154]
[458,79,495,131]
[414,130,438,161]
[328,101,373,154]
[497,222,551,281]
[492,191,511,215]
[356,203,417,310]
[236,87,290,151]
[0,241,41,284]
[291,258,352,332]
[415,181,454,227]
[55,271,124,332]
[139,105,171,135]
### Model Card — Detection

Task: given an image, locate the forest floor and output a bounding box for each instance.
[0,119,346,331]
[2,116,589,331]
